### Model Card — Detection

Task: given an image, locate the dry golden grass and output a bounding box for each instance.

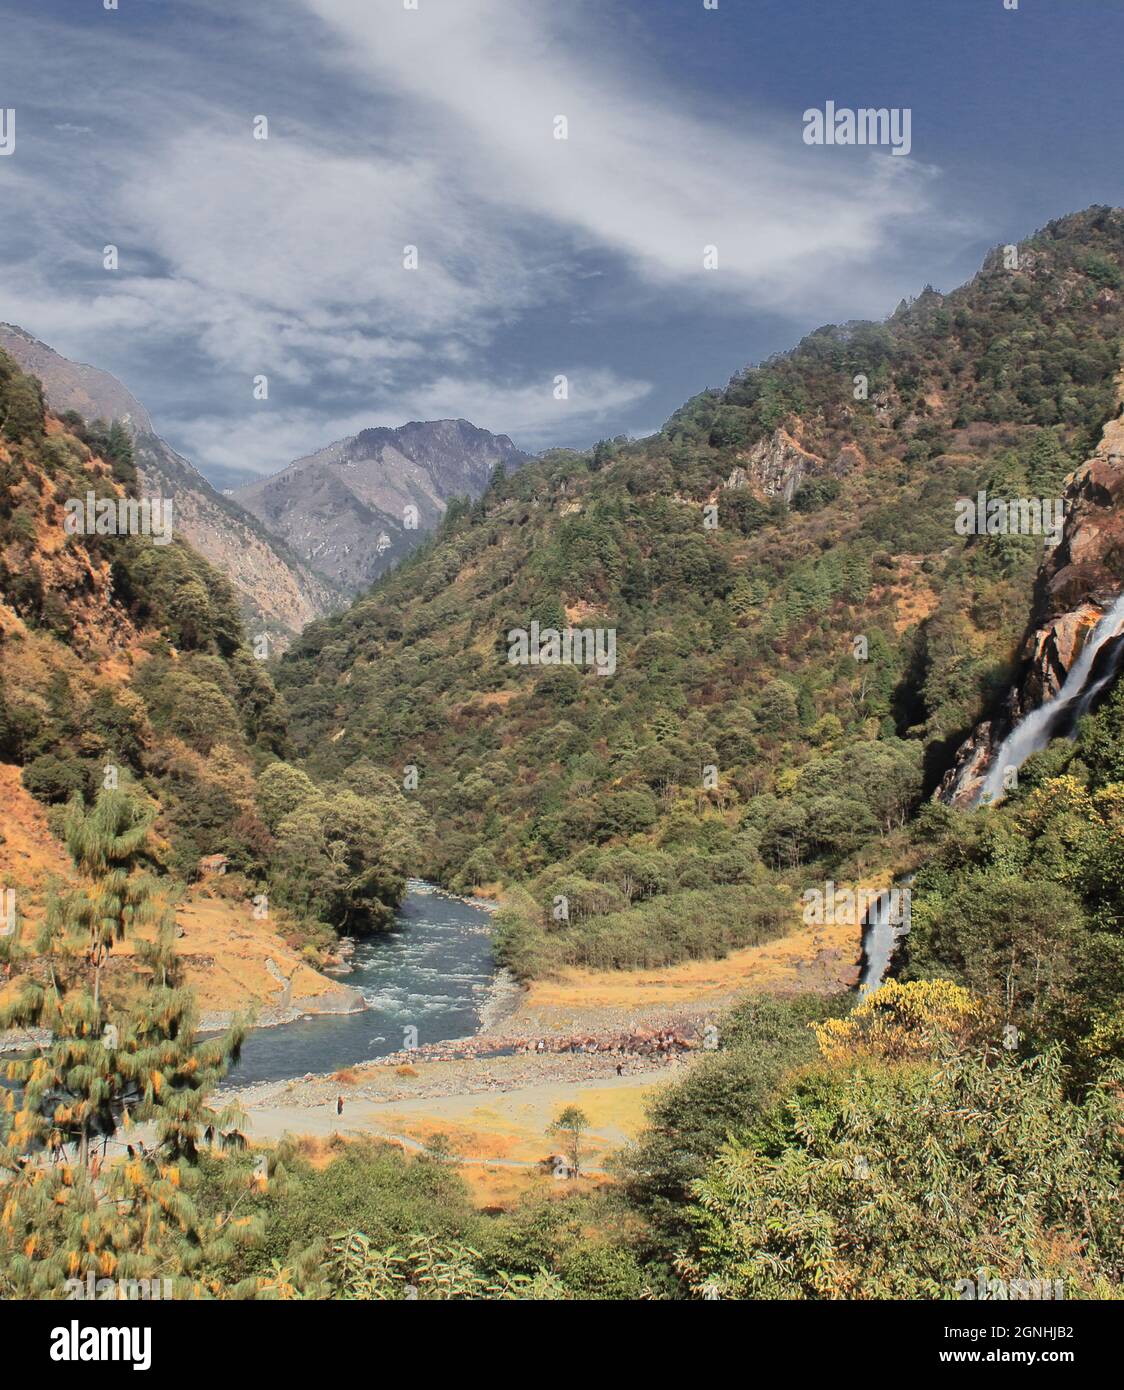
[0,762,76,1016]
[260,1132,571,1210]
[288,1134,356,1170]
[561,1084,657,1137]
[0,764,351,1021]
[367,1073,667,1169]
[459,1163,551,1210]
[169,893,346,1016]
[0,762,76,899]
[519,912,861,1014]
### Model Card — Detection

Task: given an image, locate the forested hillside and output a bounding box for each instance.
[0,349,425,961]
[3,210,1123,1304]
[278,207,1124,977]
[0,325,341,645]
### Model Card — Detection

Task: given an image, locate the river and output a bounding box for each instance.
[223,882,496,1087]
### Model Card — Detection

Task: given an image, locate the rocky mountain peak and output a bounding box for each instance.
[234,418,529,595]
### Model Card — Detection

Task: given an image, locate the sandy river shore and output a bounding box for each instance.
[220,907,861,1178]
[224,1050,682,1182]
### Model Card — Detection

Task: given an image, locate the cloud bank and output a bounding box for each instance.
[0,0,945,475]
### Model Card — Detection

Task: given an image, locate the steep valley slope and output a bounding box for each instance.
[0,351,408,1033]
[275,206,1124,981]
[0,324,340,645]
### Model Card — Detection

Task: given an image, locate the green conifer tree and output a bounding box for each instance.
[0,787,257,1298]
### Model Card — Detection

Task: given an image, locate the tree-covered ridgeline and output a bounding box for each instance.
[277,207,1124,977]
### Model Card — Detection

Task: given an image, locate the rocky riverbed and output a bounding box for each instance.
[224,1044,687,1116]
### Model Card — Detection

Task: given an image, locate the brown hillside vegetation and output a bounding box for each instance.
[0,763,359,1027]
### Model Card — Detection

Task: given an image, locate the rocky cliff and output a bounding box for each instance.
[941,372,1124,805]
[0,325,339,644]
[724,425,826,502]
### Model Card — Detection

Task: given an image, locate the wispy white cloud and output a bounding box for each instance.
[117,130,546,378]
[300,0,942,316]
[0,121,543,381]
[0,0,951,478]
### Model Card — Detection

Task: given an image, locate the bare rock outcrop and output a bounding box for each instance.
[726,426,824,502]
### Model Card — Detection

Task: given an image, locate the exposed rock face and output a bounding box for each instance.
[234,419,529,594]
[0,325,338,644]
[941,381,1124,805]
[138,431,339,641]
[1021,603,1106,707]
[1031,415,1124,617]
[725,426,824,502]
[1013,398,1124,712]
[0,425,138,652]
[939,720,1000,807]
[831,441,867,476]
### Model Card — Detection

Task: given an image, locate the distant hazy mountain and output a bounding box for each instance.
[234,419,529,594]
[0,324,339,642]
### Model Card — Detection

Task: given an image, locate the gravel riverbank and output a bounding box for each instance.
[224,1044,687,1114]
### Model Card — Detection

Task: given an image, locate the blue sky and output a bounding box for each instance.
[0,0,1121,484]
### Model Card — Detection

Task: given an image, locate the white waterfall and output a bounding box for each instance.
[858,895,900,994]
[858,876,914,993]
[978,591,1124,804]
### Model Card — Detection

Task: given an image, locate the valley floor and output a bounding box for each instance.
[224,911,860,1204]
[226,1054,677,1203]
[499,909,861,1036]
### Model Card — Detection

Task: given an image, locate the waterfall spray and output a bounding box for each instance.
[978,591,1124,805]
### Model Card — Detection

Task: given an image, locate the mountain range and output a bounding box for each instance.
[233,420,529,594]
[0,325,530,637]
[3,206,1124,1302]
[275,206,1124,977]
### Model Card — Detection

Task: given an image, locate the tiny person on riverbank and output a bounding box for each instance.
[336,1094,344,1116]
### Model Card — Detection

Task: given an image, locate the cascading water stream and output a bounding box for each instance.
[858,875,914,993]
[977,591,1124,804]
